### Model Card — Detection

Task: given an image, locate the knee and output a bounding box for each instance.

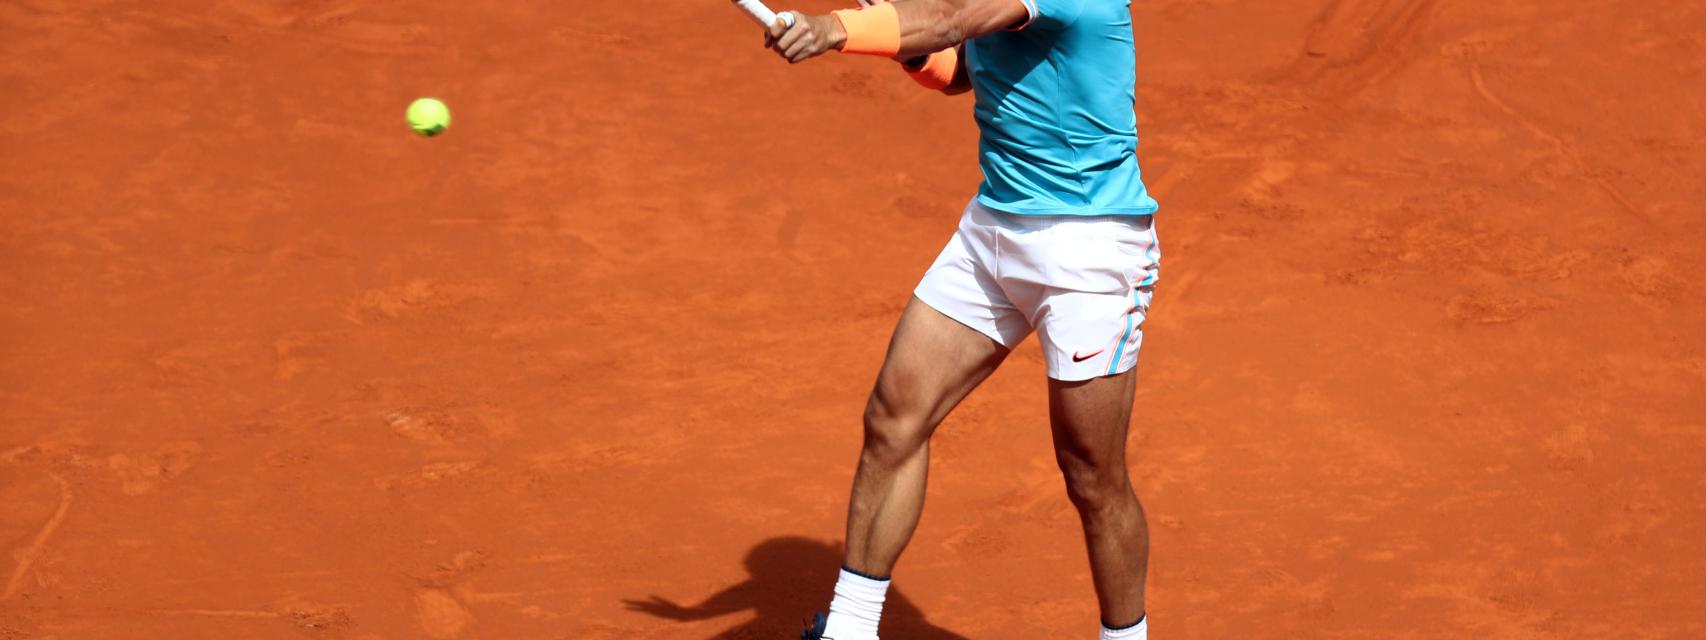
[1056,453,1132,514]
[861,392,929,465]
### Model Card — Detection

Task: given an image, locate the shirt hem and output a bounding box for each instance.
[975,194,1159,217]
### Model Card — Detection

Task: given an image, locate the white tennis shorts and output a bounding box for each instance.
[914,200,1161,381]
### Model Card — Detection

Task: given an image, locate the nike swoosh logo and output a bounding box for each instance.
[1072,349,1105,363]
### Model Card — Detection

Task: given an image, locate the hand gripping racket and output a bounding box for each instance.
[732,0,796,28]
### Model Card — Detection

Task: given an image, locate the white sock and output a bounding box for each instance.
[1100,614,1147,640]
[822,568,889,640]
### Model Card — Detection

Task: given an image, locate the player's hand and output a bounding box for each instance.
[763,15,786,49]
[768,13,847,64]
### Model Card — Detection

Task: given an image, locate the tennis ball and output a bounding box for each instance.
[406,97,450,137]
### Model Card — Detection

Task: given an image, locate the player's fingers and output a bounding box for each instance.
[770,12,802,39]
[776,25,806,52]
[782,31,810,59]
[797,43,825,62]
[786,38,816,62]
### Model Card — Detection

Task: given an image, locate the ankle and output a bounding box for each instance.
[824,567,890,640]
[1100,613,1146,640]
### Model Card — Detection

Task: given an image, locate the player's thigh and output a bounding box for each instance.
[868,296,1010,431]
[1047,368,1138,468]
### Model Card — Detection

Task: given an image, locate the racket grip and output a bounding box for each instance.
[733,0,794,28]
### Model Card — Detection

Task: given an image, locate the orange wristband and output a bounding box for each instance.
[832,3,902,57]
[905,49,960,90]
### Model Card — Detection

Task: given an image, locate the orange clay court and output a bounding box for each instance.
[2,1,1704,638]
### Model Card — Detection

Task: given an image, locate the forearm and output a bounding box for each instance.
[770,0,1024,66]
[888,0,1026,58]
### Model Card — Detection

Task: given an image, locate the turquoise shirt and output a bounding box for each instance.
[965,0,1159,216]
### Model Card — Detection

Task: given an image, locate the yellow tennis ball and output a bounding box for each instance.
[406,97,450,137]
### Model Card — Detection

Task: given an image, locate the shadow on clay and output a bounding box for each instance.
[624,536,969,639]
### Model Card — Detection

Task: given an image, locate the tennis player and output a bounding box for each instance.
[768,1,1160,638]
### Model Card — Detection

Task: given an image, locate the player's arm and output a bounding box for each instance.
[900,43,972,95]
[887,0,1031,57]
[844,0,972,95]
[769,0,1031,63]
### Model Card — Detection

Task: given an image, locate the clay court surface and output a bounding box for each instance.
[3,0,1704,637]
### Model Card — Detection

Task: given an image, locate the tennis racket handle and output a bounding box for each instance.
[733,0,795,28]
